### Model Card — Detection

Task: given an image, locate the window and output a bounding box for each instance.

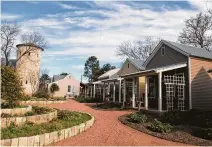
[28,52,31,56]
[69,76,71,79]
[128,63,130,68]
[68,85,71,92]
[161,46,165,56]
[25,80,28,84]
[20,51,21,55]
[72,86,75,92]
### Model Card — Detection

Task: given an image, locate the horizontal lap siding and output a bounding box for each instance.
[190,57,212,110]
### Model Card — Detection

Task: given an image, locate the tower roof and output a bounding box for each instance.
[16,43,44,51]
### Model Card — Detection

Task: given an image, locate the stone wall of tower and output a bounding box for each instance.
[16,45,42,95]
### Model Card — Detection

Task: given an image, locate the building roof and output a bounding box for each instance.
[51,74,66,82]
[143,40,212,67]
[128,58,145,70]
[163,40,212,60]
[121,62,187,77]
[98,68,120,80]
[16,43,44,51]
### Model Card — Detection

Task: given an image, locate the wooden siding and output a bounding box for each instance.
[118,60,139,76]
[190,57,212,110]
[146,44,188,69]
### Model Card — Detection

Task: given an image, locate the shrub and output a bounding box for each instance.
[1,66,23,108]
[32,106,52,114]
[50,83,59,97]
[162,111,183,125]
[193,128,212,140]
[25,111,35,116]
[57,110,72,120]
[32,90,50,99]
[130,112,147,123]
[149,119,173,133]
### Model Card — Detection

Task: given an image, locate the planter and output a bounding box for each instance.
[1,110,57,128]
[1,113,95,146]
[0,105,32,115]
[19,100,66,105]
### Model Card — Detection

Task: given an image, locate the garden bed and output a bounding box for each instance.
[1,110,95,146]
[119,111,212,146]
[1,106,57,128]
[90,101,124,111]
[74,96,102,103]
[19,99,66,105]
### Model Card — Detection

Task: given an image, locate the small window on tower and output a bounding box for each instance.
[25,80,28,84]
[128,63,130,68]
[28,52,30,56]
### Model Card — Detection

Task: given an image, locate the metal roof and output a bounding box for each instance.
[128,58,145,70]
[163,40,212,60]
[52,75,66,82]
[98,68,120,80]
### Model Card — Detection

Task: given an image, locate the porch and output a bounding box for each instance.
[121,63,189,112]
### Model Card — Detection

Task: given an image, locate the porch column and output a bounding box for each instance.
[84,86,87,98]
[93,84,96,98]
[158,72,162,112]
[132,78,135,108]
[103,83,105,101]
[90,85,93,98]
[145,77,148,110]
[108,82,110,95]
[119,79,122,102]
[100,85,102,99]
[123,79,126,107]
[113,82,116,102]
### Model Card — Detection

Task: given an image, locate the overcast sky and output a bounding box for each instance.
[1,1,212,82]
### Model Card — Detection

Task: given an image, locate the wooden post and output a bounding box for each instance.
[93,84,96,98]
[123,79,126,107]
[119,79,122,102]
[158,72,162,112]
[103,83,105,102]
[132,78,135,108]
[145,77,148,110]
[85,86,87,98]
[113,82,116,102]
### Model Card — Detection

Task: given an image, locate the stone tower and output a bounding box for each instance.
[16,43,43,95]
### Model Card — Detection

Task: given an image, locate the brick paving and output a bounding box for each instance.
[48,99,188,146]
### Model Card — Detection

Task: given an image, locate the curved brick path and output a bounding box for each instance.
[48,99,188,146]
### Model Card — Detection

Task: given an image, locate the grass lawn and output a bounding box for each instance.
[1,110,91,139]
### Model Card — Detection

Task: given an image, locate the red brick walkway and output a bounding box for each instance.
[48,99,188,146]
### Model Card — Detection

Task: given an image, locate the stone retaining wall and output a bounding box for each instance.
[1,114,95,146]
[19,100,66,105]
[1,106,32,115]
[1,110,57,128]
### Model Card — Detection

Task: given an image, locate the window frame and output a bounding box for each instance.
[161,46,165,56]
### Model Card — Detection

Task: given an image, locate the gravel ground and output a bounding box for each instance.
[47,99,188,146]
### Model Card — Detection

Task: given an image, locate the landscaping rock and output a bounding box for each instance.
[34,135,40,146]
[44,133,50,145]
[27,136,35,146]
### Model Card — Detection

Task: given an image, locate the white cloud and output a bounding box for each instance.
[1,13,22,20]
[71,65,84,70]
[59,3,80,9]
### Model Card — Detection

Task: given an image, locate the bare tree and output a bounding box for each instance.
[178,12,212,51]
[116,37,160,60]
[17,31,47,62]
[1,22,20,66]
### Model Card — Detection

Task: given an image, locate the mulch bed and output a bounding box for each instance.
[119,114,212,146]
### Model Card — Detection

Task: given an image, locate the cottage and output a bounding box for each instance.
[119,40,212,111]
[48,74,80,98]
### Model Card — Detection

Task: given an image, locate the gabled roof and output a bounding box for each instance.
[98,68,120,80]
[128,58,145,70]
[52,74,66,82]
[144,40,212,66]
